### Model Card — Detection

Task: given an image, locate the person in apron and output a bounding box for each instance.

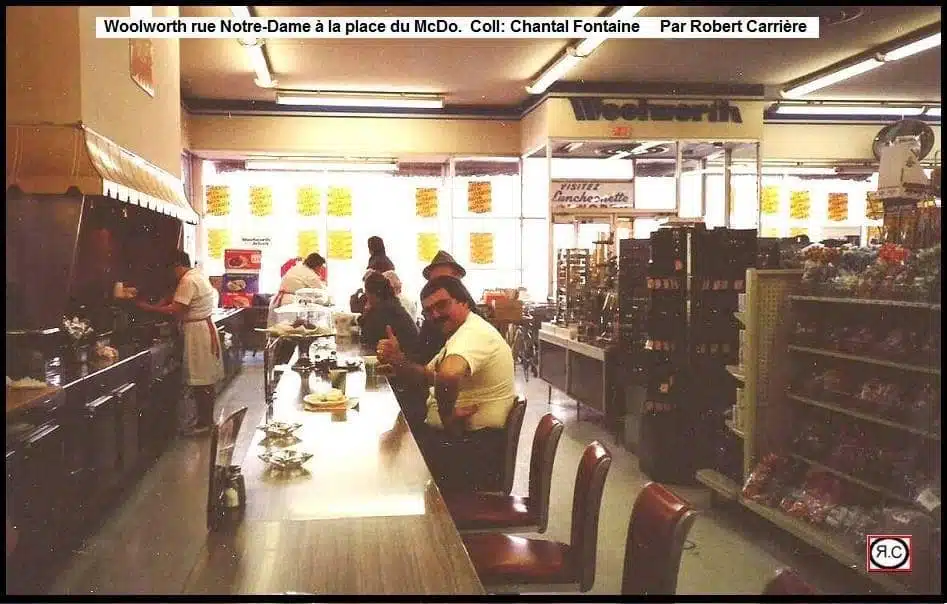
[135,250,224,436]
[267,253,328,364]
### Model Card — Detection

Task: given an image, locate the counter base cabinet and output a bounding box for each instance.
[6,423,70,594]
[114,382,140,477]
[84,394,122,504]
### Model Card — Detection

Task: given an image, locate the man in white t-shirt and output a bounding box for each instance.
[136,251,224,435]
[377,276,515,491]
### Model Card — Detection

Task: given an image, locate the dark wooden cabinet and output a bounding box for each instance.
[85,393,121,498]
[114,381,139,476]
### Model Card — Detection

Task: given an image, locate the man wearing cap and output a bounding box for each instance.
[413,250,480,365]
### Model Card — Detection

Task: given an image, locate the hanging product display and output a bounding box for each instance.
[327,186,353,217]
[249,186,274,217]
[415,188,439,218]
[828,193,849,222]
[297,186,321,217]
[790,191,811,220]
[207,229,231,259]
[206,185,231,217]
[417,233,440,262]
[761,185,780,215]
[298,230,319,258]
[327,230,354,260]
[468,181,492,214]
[469,232,494,264]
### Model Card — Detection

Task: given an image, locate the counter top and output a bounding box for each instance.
[538,328,611,360]
[6,385,62,415]
[43,344,154,391]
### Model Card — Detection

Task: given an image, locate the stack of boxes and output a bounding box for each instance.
[220,248,261,308]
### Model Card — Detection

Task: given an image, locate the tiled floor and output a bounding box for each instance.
[48,355,878,595]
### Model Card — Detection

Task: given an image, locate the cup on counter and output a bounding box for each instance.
[328,368,347,392]
[363,356,379,388]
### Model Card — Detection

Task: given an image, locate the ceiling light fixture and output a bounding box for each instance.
[562,142,585,153]
[781,27,941,98]
[926,106,941,117]
[881,31,941,61]
[609,151,632,160]
[230,6,276,88]
[775,104,926,116]
[527,5,646,95]
[276,91,445,109]
[245,160,398,172]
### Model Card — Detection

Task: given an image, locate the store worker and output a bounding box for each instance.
[268,253,327,326]
[377,276,515,493]
[412,250,480,365]
[135,250,224,436]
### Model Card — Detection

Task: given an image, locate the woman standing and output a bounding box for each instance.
[267,253,327,327]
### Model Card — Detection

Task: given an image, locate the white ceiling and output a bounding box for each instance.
[180,6,942,110]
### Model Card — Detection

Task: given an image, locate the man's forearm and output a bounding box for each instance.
[392,360,436,389]
[434,379,461,431]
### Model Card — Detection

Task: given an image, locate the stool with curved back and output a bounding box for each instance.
[206,406,249,531]
[461,441,612,593]
[445,413,564,535]
[621,482,698,595]
[761,568,819,595]
[493,396,528,495]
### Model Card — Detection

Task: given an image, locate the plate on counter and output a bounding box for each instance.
[303,389,353,410]
[258,449,313,470]
[257,420,303,439]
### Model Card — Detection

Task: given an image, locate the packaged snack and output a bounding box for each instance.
[742,454,792,505]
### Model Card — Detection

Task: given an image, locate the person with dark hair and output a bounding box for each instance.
[377,275,514,493]
[135,250,224,435]
[268,252,327,326]
[366,236,395,273]
[359,272,419,363]
[412,250,480,364]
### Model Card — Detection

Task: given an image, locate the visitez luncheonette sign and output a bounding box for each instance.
[550,180,634,209]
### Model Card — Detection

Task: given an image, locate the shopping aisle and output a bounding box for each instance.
[49,358,871,595]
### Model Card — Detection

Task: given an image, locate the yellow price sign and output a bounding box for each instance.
[866,192,884,220]
[297,186,321,216]
[469,232,494,265]
[827,192,848,222]
[205,185,231,217]
[249,186,273,217]
[760,185,780,215]
[327,230,353,260]
[467,181,492,214]
[207,229,231,259]
[761,227,781,238]
[327,186,353,217]
[789,190,811,220]
[416,188,438,218]
[789,227,808,238]
[297,231,319,258]
[417,233,440,262]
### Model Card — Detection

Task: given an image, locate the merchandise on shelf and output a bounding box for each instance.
[799,242,941,303]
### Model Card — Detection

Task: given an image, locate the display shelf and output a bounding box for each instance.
[695,469,741,501]
[739,497,911,595]
[789,453,914,506]
[788,344,941,376]
[789,295,941,312]
[786,392,941,440]
[726,365,745,382]
[724,419,745,439]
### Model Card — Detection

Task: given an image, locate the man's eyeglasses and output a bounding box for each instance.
[421,298,452,319]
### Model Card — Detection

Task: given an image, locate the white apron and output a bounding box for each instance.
[181,316,225,386]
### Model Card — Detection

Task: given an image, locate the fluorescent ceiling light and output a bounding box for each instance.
[245,160,398,172]
[230,5,251,19]
[574,6,645,56]
[926,107,941,117]
[882,32,941,61]
[529,6,647,94]
[563,142,585,152]
[276,92,444,109]
[230,7,275,87]
[782,58,882,98]
[610,151,632,160]
[526,52,582,95]
[776,105,925,116]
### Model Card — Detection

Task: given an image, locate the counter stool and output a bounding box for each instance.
[445,413,563,535]
[462,441,612,593]
[762,568,819,595]
[621,482,697,595]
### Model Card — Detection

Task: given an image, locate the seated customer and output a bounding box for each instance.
[377,276,515,493]
[412,250,481,365]
[359,272,419,357]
